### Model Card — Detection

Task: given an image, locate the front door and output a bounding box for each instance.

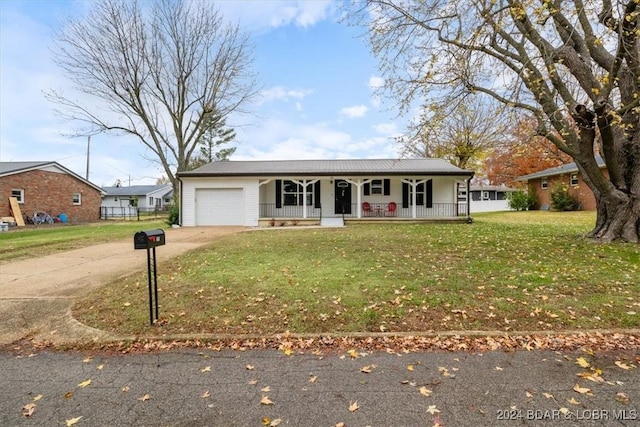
[334,180,351,214]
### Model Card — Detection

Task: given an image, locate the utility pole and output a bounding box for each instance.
[86,135,91,180]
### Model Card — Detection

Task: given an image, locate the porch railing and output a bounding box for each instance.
[259,203,467,219]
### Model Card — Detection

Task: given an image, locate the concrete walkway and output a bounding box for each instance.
[0,226,247,345]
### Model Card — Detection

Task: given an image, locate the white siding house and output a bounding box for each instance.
[177,159,474,227]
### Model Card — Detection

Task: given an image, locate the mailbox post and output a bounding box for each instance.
[134,229,166,325]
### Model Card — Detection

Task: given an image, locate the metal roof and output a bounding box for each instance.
[517,156,606,181]
[178,159,474,178]
[102,185,173,197]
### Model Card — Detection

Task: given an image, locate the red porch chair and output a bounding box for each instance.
[384,202,397,217]
[362,202,375,216]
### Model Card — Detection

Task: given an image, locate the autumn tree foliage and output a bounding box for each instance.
[351,1,640,242]
[486,117,572,187]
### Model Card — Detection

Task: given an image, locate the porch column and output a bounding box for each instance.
[466,178,471,220]
[402,178,430,219]
[291,179,318,219]
[343,178,372,218]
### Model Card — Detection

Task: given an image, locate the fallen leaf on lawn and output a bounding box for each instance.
[246,364,255,370]
[201,391,210,399]
[123,302,131,307]
[615,361,635,370]
[427,405,440,415]
[66,417,82,426]
[77,379,91,388]
[361,365,374,373]
[419,386,433,397]
[22,403,36,417]
[567,397,580,405]
[573,384,590,394]
[260,395,274,405]
[575,357,590,368]
[309,375,318,383]
[33,394,43,401]
[407,364,414,371]
[138,394,151,401]
[349,400,359,412]
[261,386,271,392]
[201,366,211,373]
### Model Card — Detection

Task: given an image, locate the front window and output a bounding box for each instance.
[541,178,548,189]
[11,189,24,203]
[283,180,314,206]
[410,182,425,205]
[73,193,82,205]
[570,174,579,186]
[371,179,383,195]
[482,191,490,200]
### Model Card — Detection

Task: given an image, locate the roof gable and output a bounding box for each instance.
[0,161,104,193]
[517,156,606,181]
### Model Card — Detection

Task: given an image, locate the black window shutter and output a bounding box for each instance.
[364,183,370,196]
[426,179,433,208]
[275,180,282,208]
[383,179,390,195]
[402,183,409,208]
[314,181,321,208]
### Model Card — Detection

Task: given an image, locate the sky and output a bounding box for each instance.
[0,0,405,187]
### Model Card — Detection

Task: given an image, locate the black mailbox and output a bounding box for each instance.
[134,229,166,250]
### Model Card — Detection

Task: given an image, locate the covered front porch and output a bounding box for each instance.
[257,176,471,224]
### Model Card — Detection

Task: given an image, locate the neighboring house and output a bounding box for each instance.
[517,157,607,210]
[469,185,517,212]
[177,159,474,226]
[0,161,103,223]
[101,185,173,217]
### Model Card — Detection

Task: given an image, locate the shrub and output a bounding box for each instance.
[507,190,537,211]
[550,183,580,211]
[166,204,179,225]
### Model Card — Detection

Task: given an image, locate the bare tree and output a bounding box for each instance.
[399,96,509,170]
[47,0,259,192]
[350,0,640,242]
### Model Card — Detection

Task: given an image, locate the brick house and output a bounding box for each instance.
[517,157,607,210]
[0,161,104,223]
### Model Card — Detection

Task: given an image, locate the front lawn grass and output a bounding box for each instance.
[73,211,640,336]
[0,220,166,261]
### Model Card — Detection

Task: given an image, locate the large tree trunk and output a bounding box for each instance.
[588,191,640,242]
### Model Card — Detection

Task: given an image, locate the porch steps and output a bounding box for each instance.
[320,217,345,227]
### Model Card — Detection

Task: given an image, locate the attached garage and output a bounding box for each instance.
[195,188,245,225]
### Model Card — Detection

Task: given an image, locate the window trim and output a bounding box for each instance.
[11,188,25,203]
[371,179,383,195]
[72,193,82,205]
[282,180,315,206]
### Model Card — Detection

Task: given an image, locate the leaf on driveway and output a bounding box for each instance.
[261,386,271,392]
[97,364,104,371]
[615,361,635,370]
[77,379,91,388]
[121,386,130,393]
[349,400,359,412]
[567,397,580,405]
[83,356,93,363]
[283,348,293,356]
[22,403,36,417]
[201,366,211,373]
[616,392,629,404]
[348,349,359,359]
[269,419,282,426]
[246,365,255,370]
[419,386,433,397]
[427,405,440,415]
[260,395,274,405]
[407,364,414,371]
[543,392,554,399]
[573,384,591,394]
[138,394,151,401]
[309,375,318,383]
[66,417,82,426]
[201,391,210,399]
[361,365,375,373]
[575,357,590,368]
[33,394,43,401]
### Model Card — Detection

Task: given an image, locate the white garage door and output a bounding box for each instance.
[195,188,245,225]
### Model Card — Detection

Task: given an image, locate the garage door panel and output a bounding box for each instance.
[196,188,244,225]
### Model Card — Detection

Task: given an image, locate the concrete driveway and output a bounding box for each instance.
[0,226,247,345]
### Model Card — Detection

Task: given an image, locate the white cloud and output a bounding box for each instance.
[372,122,398,135]
[218,0,334,32]
[369,76,385,89]
[340,105,368,118]
[259,86,313,105]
